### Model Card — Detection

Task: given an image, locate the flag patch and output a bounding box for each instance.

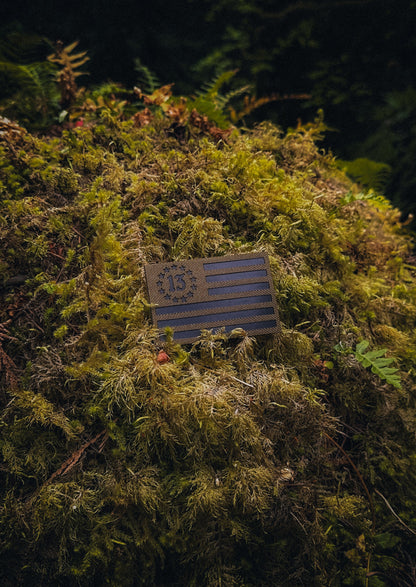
[145,253,280,343]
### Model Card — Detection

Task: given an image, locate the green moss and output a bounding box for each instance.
[0,100,415,586]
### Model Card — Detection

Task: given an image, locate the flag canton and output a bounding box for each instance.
[155,263,198,304]
[145,253,280,343]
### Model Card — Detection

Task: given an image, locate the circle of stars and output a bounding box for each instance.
[156,264,197,303]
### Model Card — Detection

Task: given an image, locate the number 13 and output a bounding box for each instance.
[168,273,186,292]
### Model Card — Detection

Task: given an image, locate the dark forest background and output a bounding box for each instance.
[1,0,416,221]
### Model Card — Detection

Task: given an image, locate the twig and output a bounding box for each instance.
[48,250,66,261]
[374,488,416,536]
[0,320,19,388]
[45,430,107,485]
[323,431,375,531]
[323,431,376,587]
[226,374,255,388]
[191,361,255,388]
[71,226,84,239]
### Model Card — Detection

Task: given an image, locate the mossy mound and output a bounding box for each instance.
[1,107,416,586]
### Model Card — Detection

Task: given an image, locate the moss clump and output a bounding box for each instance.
[0,102,416,586]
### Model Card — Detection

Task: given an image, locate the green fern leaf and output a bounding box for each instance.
[338,157,391,192]
[354,341,402,388]
[0,31,50,63]
[134,58,160,94]
[197,69,237,99]
[0,59,59,126]
[216,84,251,110]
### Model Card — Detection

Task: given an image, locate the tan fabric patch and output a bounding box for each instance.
[145,253,280,343]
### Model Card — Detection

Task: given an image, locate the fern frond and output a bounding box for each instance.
[47,40,89,73]
[188,70,246,129]
[0,31,49,63]
[216,84,251,110]
[0,60,54,91]
[338,158,391,192]
[134,58,160,95]
[63,40,80,54]
[354,340,402,388]
[0,59,59,125]
[197,70,238,100]
[229,93,280,123]
[47,40,89,109]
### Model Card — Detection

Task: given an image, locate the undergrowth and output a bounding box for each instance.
[0,82,416,586]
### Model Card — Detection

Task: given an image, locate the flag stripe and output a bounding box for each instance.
[203,257,265,271]
[155,294,273,316]
[158,307,275,328]
[208,282,269,295]
[205,269,267,282]
[164,319,278,341]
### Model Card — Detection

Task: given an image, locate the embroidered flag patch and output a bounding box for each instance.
[144,252,280,343]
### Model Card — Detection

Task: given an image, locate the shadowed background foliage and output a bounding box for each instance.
[1,0,416,219]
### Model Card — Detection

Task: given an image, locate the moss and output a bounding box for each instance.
[0,100,416,586]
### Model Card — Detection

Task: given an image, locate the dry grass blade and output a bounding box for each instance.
[45,430,108,485]
[374,489,416,535]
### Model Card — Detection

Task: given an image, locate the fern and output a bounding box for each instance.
[196,70,238,100]
[0,60,59,126]
[0,60,55,95]
[134,58,160,95]
[47,40,89,76]
[339,188,392,210]
[337,158,391,192]
[47,40,89,109]
[0,30,50,64]
[193,71,308,126]
[354,340,402,389]
[190,70,249,128]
